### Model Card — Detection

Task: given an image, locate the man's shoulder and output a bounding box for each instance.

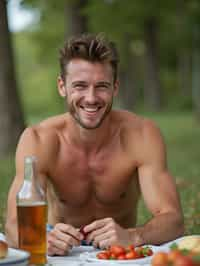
[16,114,69,168]
[35,113,67,130]
[113,110,162,142]
[113,109,148,130]
[19,114,68,149]
[113,110,165,163]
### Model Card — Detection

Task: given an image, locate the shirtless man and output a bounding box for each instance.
[5,34,184,256]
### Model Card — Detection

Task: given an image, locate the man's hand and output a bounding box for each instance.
[47,223,84,256]
[83,218,132,249]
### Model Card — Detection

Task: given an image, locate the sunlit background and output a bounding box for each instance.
[8,0,36,32]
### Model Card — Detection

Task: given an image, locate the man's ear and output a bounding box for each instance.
[57,76,67,97]
[113,79,119,96]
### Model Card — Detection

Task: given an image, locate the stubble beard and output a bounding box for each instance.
[68,99,113,130]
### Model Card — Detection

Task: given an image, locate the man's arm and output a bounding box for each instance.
[80,119,183,249]
[5,127,47,247]
[128,119,184,245]
[6,126,83,254]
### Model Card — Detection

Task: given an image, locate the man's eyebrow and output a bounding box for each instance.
[96,81,112,86]
[71,81,87,86]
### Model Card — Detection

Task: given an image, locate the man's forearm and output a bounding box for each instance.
[128,212,184,246]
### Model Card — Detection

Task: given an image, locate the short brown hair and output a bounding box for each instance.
[59,33,119,82]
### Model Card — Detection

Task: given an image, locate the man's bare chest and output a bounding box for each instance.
[48,145,138,207]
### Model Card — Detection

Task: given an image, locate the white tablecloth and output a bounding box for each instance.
[47,239,178,266]
[47,245,152,265]
[1,234,199,266]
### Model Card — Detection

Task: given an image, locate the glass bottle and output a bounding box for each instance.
[16,155,47,265]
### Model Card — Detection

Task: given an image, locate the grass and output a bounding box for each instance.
[0,156,15,232]
[0,112,200,235]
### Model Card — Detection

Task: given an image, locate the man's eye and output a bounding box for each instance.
[96,85,109,90]
[74,85,86,90]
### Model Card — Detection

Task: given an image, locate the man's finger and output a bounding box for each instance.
[51,228,81,247]
[92,230,115,248]
[48,244,68,256]
[84,218,111,233]
[50,237,72,251]
[86,224,109,243]
[55,223,83,241]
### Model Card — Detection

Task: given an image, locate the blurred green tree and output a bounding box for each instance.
[65,0,88,36]
[188,0,200,120]
[85,0,173,111]
[19,0,200,116]
[20,0,89,116]
[0,0,25,158]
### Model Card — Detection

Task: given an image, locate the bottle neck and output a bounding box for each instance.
[17,156,46,204]
[24,160,36,182]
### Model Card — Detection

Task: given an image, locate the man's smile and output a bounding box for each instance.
[79,105,103,116]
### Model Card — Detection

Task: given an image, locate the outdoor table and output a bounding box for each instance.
[47,236,200,266]
[1,234,199,266]
[47,244,166,266]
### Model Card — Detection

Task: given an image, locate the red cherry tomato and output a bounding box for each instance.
[126,244,135,252]
[79,225,89,240]
[110,245,126,256]
[96,251,109,260]
[136,247,145,258]
[109,252,117,259]
[145,247,153,256]
[117,254,127,260]
[125,250,138,260]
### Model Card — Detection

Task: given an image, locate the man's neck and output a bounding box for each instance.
[66,113,114,155]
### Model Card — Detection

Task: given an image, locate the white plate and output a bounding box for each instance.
[0,248,30,266]
[160,235,200,250]
[81,245,166,264]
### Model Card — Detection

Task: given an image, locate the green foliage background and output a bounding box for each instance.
[1,0,200,235]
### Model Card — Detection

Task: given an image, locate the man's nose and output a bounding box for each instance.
[85,87,96,103]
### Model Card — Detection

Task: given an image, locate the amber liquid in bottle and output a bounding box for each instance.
[17,156,47,264]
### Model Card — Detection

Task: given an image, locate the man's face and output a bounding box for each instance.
[58,59,118,130]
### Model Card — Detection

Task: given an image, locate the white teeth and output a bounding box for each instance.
[84,107,98,112]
